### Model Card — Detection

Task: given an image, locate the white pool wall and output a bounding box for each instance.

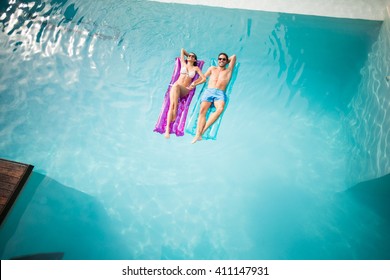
[150,0,388,20]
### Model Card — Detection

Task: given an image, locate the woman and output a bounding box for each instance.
[165,48,205,138]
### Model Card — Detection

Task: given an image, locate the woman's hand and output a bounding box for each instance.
[186,82,195,90]
[181,48,189,57]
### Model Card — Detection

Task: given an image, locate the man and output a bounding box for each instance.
[191,52,236,144]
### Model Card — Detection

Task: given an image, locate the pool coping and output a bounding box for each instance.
[149,0,388,21]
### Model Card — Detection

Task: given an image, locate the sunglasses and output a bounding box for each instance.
[218,57,227,61]
[188,54,196,58]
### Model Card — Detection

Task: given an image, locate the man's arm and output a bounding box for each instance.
[227,54,236,71]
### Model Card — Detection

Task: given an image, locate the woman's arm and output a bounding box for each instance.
[191,67,207,87]
[180,48,190,64]
[188,67,209,89]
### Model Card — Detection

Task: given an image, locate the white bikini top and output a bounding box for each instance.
[180,66,196,78]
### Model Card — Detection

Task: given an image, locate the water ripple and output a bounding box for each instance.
[346,15,390,184]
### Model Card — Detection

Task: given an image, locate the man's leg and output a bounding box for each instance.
[201,100,225,135]
[191,101,211,144]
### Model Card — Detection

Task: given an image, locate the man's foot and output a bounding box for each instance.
[191,135,202,144]
[164,131,170,139]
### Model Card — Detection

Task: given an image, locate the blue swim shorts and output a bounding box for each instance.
[200,88,226,103]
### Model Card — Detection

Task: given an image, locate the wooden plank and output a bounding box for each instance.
[0,173,21,185]
[0,181,18,191]
[0,158,34,225]
[0,161,27,172]
[0,167,26,179]
[0,189,13,197]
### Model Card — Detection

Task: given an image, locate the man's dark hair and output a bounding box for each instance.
[218,52,228,60]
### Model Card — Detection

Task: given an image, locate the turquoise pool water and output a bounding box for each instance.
[0,0,389,259]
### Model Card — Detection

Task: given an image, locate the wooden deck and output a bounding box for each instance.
[0,158,34,225]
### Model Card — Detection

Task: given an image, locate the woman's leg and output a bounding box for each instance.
[165,84,188,138]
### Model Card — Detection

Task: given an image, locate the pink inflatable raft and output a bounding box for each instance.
[154,57,204,136]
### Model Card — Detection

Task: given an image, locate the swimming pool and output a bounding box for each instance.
[0,0,389,259]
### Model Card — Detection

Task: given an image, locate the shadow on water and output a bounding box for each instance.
[333,174,390,260]
[0,171,131,260]
[346,174,390,221]
[239,176,390,260]
[10,252,65,260]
